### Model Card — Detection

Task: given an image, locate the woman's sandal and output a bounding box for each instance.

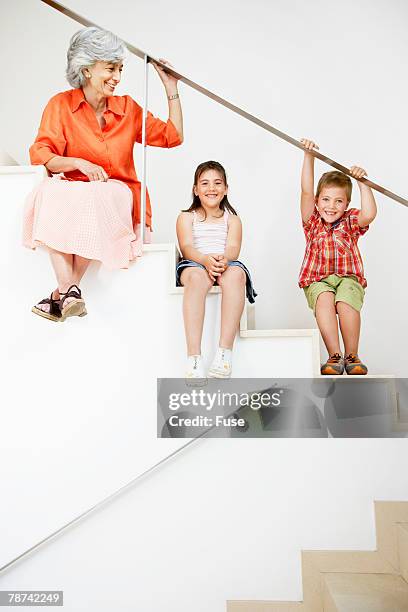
[59,285,87,321]
[31,293,62,322]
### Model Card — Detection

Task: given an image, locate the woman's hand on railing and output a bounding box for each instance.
[150,58,184,143]
[151,58,179,95]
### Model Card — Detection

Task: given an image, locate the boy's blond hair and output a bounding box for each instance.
[316,171,352,202]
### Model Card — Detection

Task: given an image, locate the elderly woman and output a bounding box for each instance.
[24,26,183,321]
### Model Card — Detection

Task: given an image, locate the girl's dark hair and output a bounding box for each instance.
[183,160,238,219]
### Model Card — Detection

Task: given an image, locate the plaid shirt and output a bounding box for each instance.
[298,208,369,288]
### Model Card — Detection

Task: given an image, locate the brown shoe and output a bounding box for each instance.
[59,285,87,321]
[31,292,62,322]
[345,353,368,375]
[321,353,345,375]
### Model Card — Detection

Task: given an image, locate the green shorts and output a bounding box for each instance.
[303,274,365,315]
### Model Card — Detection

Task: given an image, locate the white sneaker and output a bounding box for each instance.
[185,355,206,379]
[208,348,232,379]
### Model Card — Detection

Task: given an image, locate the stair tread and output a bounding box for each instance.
[227,603,302,611]
[325,572,408,611]
[317,374,394,379]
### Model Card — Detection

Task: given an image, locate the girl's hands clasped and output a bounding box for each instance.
[203,254,227,282]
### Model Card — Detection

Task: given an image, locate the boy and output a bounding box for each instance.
[299,138,377,375]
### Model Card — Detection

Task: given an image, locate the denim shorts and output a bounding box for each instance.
[176,259,257,304]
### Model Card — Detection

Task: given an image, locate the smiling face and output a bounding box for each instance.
[316,185,349,223]
[193,169,228,212]
[83,60,123,97]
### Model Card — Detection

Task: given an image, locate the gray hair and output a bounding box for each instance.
[66,26,128,88]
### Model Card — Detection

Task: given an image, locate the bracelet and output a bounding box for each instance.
[168,93,179,100]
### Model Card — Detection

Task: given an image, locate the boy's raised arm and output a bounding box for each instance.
[349,166,377,228]
[300,138,318,224]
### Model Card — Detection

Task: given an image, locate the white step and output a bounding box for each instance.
[323,572,408,611]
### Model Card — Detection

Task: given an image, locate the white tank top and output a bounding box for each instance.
[192,210,229,254]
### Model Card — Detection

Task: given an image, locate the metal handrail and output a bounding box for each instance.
[0,394,251,574]
[40,0,407,208]
[0,436,206,574]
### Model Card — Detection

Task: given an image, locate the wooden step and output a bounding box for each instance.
[227,602,303,611]
[398,524,408,582]
[323,572,408,611]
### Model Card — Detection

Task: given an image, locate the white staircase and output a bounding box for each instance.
[1,166,318,567]
[2,168,407,612]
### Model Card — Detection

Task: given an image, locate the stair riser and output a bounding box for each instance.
[398,524,408,581]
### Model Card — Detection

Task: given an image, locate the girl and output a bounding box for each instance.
[176,161,256,378]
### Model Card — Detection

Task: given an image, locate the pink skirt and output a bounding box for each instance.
[23,177,152,270]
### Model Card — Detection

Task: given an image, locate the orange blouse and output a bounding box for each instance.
[29,88,182,228]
